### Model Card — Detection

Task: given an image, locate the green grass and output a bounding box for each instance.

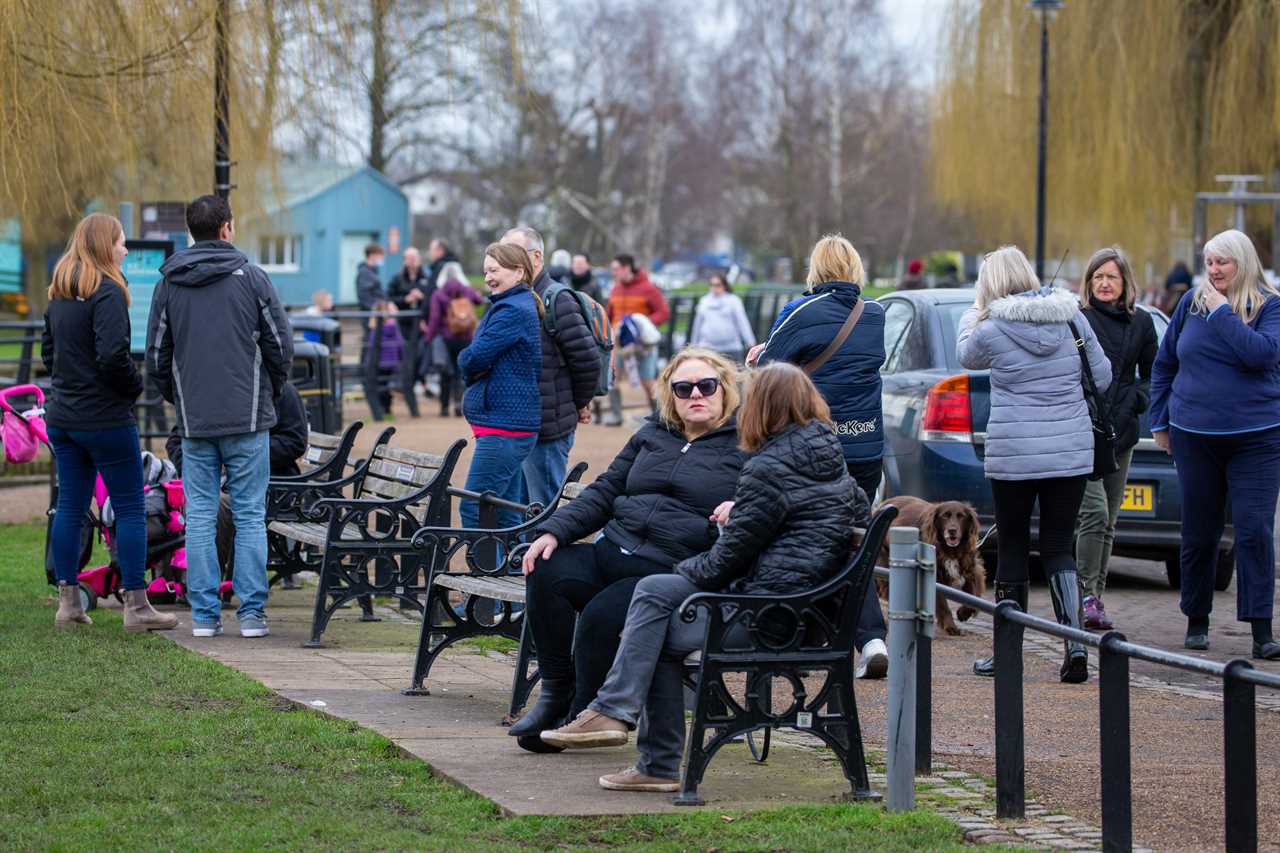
[0,523,970,851]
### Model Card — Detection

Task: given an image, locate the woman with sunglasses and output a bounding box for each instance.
[511,348,746,751]
[539,363,868,793]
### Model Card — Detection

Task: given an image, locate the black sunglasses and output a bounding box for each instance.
[671,377,721,399]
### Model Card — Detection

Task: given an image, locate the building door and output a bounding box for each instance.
[338,232,377,305]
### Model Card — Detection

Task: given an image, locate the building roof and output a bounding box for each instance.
[258,160,406,215]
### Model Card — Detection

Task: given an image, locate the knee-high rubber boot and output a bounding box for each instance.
[973,581,1027,677]
[508,677,575,739]
[1049,570,1089,684]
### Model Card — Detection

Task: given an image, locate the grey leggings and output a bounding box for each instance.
[588,574,707,780]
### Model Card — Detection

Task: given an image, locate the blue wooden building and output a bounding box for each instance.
[239,161,410,306]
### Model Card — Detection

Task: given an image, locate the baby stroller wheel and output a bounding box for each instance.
[77,583,98,612]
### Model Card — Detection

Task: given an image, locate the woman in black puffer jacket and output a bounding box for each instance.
[512,348,747,750]
[538,363,868,792]
[1073,247,1158,632]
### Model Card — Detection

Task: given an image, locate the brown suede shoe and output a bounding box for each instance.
[122,588,179,632]
[598,767,679,793]
[55,583,92,627]
[539,710,628,749]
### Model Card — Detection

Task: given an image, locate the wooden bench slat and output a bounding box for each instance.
[433,574,526,603]
[375,445,448,467]
[563,482,587,500]
[267,521,363,548]
[307,431,343,449]
[365,457,440,486]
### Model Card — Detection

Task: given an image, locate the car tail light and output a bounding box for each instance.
[921,374,972,441]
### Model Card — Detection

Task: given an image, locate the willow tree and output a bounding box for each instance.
[932,0,1280,270]
[0,0,289,309]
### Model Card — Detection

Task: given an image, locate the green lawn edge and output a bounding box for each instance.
[0,523,971,851]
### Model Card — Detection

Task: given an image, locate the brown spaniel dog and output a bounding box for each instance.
[875,496,986,636]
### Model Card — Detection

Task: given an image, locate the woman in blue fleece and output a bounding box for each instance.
[1150,229,1280,659]
[457,242,542,530]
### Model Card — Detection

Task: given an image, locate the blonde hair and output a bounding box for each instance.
[975,245,1038,320]
[655,347,740,433]
[483,242,543,321]
[48,213,129,305]
[1078,246,1137,314]
[805,234,865,291]
[1196,229,1278,324]
[738,363,832,452]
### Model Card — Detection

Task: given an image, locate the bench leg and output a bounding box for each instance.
[503,616,541,725]
[404,584,454,695]
[304,550,341,648]
[822,674,879,801]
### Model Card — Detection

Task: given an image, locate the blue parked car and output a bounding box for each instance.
[876,288,1235,590]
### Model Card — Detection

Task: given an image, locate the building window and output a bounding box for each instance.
[258,235,302,271]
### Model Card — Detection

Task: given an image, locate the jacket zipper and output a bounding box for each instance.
[636,428,726,538]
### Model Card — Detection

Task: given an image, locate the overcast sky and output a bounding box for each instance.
[885,0,947,82]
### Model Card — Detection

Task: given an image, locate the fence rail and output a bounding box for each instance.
[879,526,1280,853]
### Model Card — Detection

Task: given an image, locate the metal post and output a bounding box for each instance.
[1098,632,1133,853]
[1033,7,1049,280]
[994,600,1026,819]
[1223,660,1257,853]
[213,0,232,199]
[885,526,919,812]
[915,541,936,775]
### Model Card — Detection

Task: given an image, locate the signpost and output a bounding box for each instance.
[123,239,174,352]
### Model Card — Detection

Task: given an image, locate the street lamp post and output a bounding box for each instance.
[1029,0,1063,281]
[214,0,232,200]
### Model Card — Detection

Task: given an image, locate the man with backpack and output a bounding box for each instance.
[502,227,606,507]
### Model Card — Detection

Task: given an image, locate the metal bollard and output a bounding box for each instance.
[885,526,920,812]
[1223,659,1257,853]
[914,539,936,775]
[994,600,1026,819]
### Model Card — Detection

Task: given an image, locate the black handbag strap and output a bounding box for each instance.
[1069,319,1104,402]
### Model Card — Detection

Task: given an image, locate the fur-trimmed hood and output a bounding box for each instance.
[985,285,1079,356]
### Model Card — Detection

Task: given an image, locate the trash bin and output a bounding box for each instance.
[291,340,340,434]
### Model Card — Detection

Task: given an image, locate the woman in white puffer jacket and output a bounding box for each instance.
[690,273,755,363]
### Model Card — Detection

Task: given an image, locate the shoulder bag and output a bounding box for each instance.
[803,298,865,375]
[1068,320,1119,480]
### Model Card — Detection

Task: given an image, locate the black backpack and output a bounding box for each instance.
[542,282,614,397]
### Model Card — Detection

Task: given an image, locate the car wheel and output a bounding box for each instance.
[1214,546,1235,592]
[1164,555,1181,589]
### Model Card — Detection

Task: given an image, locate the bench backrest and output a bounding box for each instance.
[359,444,450,524]
[301,430,343,472]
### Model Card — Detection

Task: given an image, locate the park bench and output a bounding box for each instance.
[266,434,466,647]
[669,504,897,805]
[403,463,589,721]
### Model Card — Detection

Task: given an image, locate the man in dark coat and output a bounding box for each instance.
[145,194,293,639]
[355,244,387,310]
[387,246,430,416]
[502,227,601,507]
[570,253,603,303]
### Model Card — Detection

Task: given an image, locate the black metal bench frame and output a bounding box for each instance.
[671,505,898,806]
[403,462,589,721]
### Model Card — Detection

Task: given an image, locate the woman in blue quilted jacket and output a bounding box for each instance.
[457,242,542,529]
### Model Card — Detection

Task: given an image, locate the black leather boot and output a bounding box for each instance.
[1048,570,1089,684]
[973,581,1028,678]
[508,678,574,743]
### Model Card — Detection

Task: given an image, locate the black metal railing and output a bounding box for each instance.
[875,563,1280,852]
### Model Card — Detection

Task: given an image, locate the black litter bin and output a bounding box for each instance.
[291,340,340,434]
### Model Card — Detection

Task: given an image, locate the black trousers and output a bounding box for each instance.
[847,459,888,650]
[524,536,670,716]
[990,476,1087,583]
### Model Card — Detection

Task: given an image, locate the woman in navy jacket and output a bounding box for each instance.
[457,242,542,529]
[1150,229,1280,659]
[41,213,177,632]
[749,234,890,679]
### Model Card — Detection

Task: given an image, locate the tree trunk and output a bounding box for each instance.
[367,0,391,172]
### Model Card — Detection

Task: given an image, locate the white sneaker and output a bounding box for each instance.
[192,622,223,638]
[855,638,888,679]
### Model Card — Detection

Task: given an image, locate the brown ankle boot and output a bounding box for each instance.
[122,588,179,632]
[55,583,92,627]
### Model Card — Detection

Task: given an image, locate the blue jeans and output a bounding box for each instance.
[521,432,575,509]
[182,431,270,625]
[1171,426,1280,621]
[48,424,147,588]
[460,433,537,530]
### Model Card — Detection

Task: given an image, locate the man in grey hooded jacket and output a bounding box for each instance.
[145,194,293,639]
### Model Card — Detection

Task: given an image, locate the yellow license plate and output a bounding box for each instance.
[1120,483,1154,513]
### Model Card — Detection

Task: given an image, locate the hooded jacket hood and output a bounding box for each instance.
[986,285,1079,356]
[159,240,249,288]
[764,420,847,483]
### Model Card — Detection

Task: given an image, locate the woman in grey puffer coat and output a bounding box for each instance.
[957,246,1111,684]
[689,274,755,363]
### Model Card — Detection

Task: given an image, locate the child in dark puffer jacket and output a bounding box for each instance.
[539,363,868,792]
